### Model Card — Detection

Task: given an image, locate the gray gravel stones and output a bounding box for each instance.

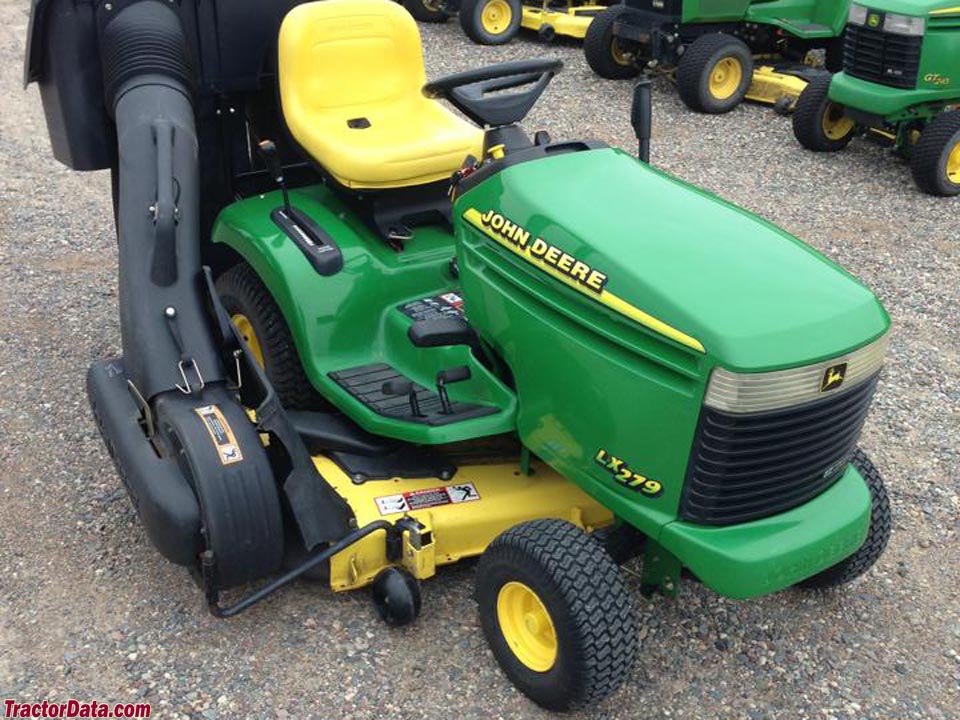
[1,3,958,719]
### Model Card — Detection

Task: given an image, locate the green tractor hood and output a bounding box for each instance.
[866,0,959,15]
[457,148,888,372]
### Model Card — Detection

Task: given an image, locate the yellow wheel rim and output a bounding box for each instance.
[822,102,855,140]
[708,57,743,101]
[481,0,513,35]
[231,313,265,369]
[611,39,633,66]
[496,581,558,672]
[946,139,960,184]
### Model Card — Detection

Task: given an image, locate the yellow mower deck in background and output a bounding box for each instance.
[403,0,612,45]
[520,1,607,41]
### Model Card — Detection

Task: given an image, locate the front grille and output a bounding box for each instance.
[844,22,922,89]
[680,372,880,526]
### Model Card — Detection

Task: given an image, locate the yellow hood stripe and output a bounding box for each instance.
[931,6,960,14]
[463,207,705,353]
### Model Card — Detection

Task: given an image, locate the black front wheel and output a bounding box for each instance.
[475,519,638,710]
[676,33,754,114]
[799,449,891,589]
[792,74,857,151]
[583,5,641,80]
[403,0,449,23]
[911,111,960,196]
[459,0,522,45]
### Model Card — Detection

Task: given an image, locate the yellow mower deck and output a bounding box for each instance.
[746,65,811,110]
[317,456,613,591]
[520,4,604,39]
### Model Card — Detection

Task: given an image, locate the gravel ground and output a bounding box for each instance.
[1,2,959,718]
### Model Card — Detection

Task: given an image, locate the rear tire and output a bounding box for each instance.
[910,111,960,196]
[583,5,641,80]
[459,0,522,45]
[475,519,638,710]
[676,33,753,114]
[215,262,326,411]
[799,449,891,589]
[792,74,856,151]
[402,0,448,23]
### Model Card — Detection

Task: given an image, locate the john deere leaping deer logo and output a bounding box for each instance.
[867,12,881,27]
[820,362,848,393]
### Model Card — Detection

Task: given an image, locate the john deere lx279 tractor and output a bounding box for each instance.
[586,0,850,113]
[403,0,610,46]
[27,0,891,710]
[793,2,960,196]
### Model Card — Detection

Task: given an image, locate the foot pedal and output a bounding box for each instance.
[329,363,497,426]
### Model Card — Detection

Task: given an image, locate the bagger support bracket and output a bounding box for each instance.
[204,520,394,618]
[204,516,434,618]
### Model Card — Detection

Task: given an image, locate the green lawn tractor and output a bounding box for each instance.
[792,2,960,196]
[403,0,611,45]
[585,0,852,113]
[27,0,892,710]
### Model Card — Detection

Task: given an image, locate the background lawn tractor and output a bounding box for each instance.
[403,0,612,45]
[792,1,960,196]
[27,0,892,710]
[585,0,851,113]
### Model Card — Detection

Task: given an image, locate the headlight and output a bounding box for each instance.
[884,12,925,36]
[848,4,868,25]
[703,333,890,414]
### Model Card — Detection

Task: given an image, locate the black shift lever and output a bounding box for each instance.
[258,139,290,212]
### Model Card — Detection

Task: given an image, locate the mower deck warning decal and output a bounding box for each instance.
[194,405,244,465]
[375,483,480,516]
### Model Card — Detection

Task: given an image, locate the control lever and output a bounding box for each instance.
[258,139,290,211]
[436,366,471,415]
[631,78,653,164]
[383,379,423,418]
[258,138,344,277]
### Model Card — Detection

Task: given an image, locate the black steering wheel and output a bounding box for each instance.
[423,58,563,128]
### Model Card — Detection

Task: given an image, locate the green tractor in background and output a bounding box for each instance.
[793,1,960,196]
[585,0,850,113]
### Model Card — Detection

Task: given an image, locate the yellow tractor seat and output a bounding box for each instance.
[278,0,484,190]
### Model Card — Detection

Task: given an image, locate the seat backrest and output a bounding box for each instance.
[279,0,426,127]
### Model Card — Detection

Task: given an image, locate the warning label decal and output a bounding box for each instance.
[194,404,244,465]
[375,483,480,516]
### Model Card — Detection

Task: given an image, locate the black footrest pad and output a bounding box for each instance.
[329,363,497,426]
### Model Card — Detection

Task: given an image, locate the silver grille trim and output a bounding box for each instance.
[704,333,890,413]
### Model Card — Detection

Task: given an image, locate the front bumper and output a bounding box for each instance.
[830,72,953,121]
[658,463,872,599]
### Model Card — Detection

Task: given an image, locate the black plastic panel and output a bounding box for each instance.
[680,372,880,526]
[330,447,456,483]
